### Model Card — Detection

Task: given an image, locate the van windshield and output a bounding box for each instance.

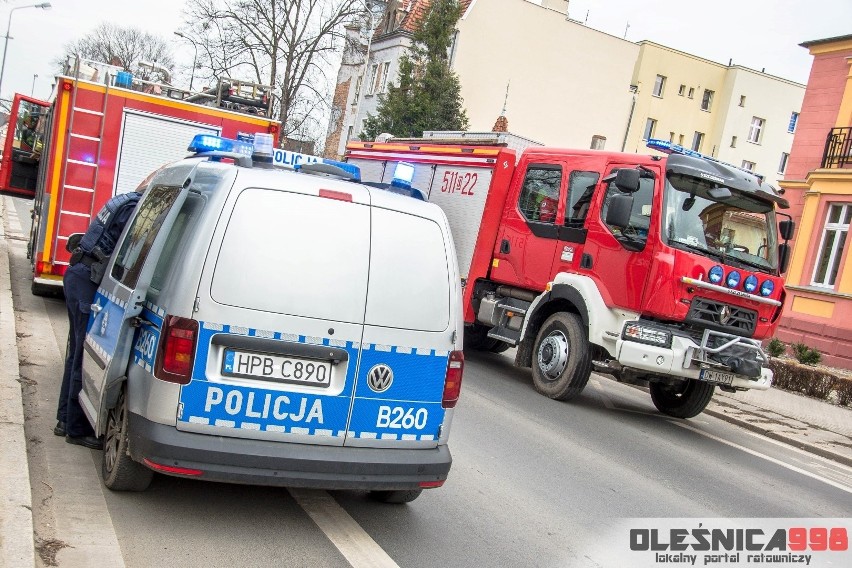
[663,172,778,272]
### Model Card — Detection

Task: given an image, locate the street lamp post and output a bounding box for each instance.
[0,3,51,100]
[174,31,197,92]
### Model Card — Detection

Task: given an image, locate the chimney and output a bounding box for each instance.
[492,115,508,133]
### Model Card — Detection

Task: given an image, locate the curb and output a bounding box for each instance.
[703,405,852,469]
[0,197,36,568]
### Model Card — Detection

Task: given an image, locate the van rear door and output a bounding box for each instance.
[179,175,372,447]
[345,191,460,448]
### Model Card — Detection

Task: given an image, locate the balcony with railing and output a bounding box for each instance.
[822,127,852,168]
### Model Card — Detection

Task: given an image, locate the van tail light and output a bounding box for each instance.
[154,315,199,385]
[441,350,464,408]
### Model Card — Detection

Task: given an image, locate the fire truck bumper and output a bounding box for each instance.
[616,331,773,391]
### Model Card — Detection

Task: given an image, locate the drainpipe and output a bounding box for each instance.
[621,85,638,152]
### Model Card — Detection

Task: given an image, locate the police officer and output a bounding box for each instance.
[55,190,142,448]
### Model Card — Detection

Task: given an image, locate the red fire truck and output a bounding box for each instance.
[18,58,279,295]
[346,135,793,418]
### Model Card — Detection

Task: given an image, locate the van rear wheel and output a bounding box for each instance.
[102,388,153,491]
[531,312,592,401]
[649,379,715,419]
[369,489,423,504]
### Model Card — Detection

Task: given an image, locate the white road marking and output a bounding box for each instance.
[671,421,852,495]
[288,489,399,568]
[740,428,852,475]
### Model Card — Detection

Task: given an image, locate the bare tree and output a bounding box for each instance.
[60,23,175,83]
[182,0,362,144]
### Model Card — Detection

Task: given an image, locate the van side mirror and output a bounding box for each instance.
[615,169,640,193]
[778,219,795,241]
[606,194,633,229]
[778,243,791,274]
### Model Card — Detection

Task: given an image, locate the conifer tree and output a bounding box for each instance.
[363,0,469,139]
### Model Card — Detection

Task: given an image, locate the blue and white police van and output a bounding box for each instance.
[78,134,464,503]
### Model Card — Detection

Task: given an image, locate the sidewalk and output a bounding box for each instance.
[707,378,852,467]
[0,196,35,568]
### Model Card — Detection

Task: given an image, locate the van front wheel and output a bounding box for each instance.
[531,312,592,401]
[102,388,153,491]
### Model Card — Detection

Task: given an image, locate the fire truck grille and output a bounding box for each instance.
[685,298,757,337]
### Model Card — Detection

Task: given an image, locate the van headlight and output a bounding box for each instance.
[622,322,672,348]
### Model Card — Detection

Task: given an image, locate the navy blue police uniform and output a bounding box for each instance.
[57,192,142,448]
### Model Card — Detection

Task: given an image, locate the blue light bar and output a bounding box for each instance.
[188,134,253,157]
[323,159,361,182]
[647,138,765,181]
[393,162,415,187]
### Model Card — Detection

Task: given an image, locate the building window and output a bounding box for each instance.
[812,204,852,288]
[367,64,378,95]
[691,131,704,152]
[687,87,694,99]
[739,95,746,107]
[678,134,684,145]
[653,75,666,97]
[346,125,353,143]
[643,118,657,140]
[590,135,606,150]
[353,75,363,102]
[701,89,714,111]
[669,132,675,142]
[788,112,799,133]
[778,152,789,174]
[370,61,390,94]
[748,117,765,144]
[731,136,737,148]
[741,160,756,171]
[678,84,685,96]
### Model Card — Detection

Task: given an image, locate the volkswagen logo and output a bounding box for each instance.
[367,364,394,393]
[719,305,732,325]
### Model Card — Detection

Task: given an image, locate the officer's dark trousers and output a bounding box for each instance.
[57,263,99,438]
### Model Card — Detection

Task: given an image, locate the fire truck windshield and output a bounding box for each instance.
[663,172,778,272]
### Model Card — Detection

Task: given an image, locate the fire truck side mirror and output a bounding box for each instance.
[778,243,791,274]
[778,220,795,241]
[605,194,633,229]
[614,169,640,193]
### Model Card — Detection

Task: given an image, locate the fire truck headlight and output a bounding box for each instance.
[622,322,672,348]
[708,265,724,284]
[743,274,759,293]
[726,270,741,289]
[760,280,775,297]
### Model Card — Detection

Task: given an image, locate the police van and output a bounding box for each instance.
[78,134,464,503]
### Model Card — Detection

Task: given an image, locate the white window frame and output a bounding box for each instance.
[748,116,765,144]
[691,131,704,152]
[701,89,714,111]
[812,204,852,288]
[367,63,379,95]
[778,152,789,174]
[739,95,746,107]
[590,135,606,150]
[731,136,737,148]
[741,160,756,171]
[678,84,685,96]
[788,112,799,133]
[643,118,657,140]
[652,75,666,97]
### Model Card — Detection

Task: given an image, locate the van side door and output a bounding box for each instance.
[79,164,196,434]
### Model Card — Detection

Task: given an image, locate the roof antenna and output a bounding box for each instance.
[501,81,510,116]
[584,10,589,25]
[623,21,630,39]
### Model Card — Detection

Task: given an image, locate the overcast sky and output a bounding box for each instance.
[1,0,849,103]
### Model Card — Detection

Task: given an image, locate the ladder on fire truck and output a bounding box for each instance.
[52,57,113,261]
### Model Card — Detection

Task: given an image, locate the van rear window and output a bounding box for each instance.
[211,188,370,323]
[365,208,451,332]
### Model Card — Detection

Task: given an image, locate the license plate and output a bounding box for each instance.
[699,369,735,386]
[222,349,332,387]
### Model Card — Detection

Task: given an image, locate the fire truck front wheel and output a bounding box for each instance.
[649,379,715,419]
[531,312,592,401]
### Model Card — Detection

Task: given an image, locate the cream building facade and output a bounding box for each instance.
[626,42,805,187]
[324,1,805,183]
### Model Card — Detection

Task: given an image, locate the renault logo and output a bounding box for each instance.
[367,364,394,393]
[719,305,732,325]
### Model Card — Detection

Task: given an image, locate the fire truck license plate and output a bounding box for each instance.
[699,369,735,386]
[222,349,331,387]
